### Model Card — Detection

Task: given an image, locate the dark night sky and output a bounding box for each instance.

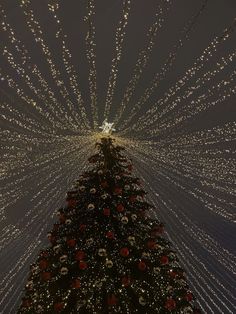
[0,0,236,313]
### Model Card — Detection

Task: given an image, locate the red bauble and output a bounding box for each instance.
[151,224,164,236]
[79,261,87,270]
[67,238,76,247]
[128,164,133,171]
[106,231,115,239]
[114,187,122,195]
[59,214,66,223]
[103,208,110,216]
[79,224,86,232]
[169,270,177,278]
[147,239,156,250]
[75,250,85,261]
[116,204,124,212]
[48,234,56,244]
[160,255,169,265]
[138,260,147,271]
[129,195,136,203]
[120,247,129,257]
[71,278,81,289]
[101,181,109,188]
[54,302,64,312]
[121,275,131,287]
[40,250,49,257]
[41,272,51,281]
[107,294,118,306]
[67,199,77,208]
[22,299,31,308]
[53,223,60,231]
[39,259,48,270]
[185,292,193,302]
[165,298,176,311]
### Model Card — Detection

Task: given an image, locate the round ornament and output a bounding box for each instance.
[60,267,68,275]
[86,238,93,246]
[98,248,107,257]
[128,236,135,245]
[106,259,113,268]
[120,247,129,257]
[165,298,176,311]
[121,216,129,224]
[139,297,146,306]
[59,255,68,263]
[88,203,95,210]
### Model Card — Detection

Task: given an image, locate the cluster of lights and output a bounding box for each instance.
[104,0,132,119]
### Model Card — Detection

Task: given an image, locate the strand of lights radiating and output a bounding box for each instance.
[117,0,209,131]
[130,54,236,136]
[103,0,131,119]
[128,150,236,313]
[47,1,91,129]
[0,5,78,131]
[1,91,50,135]
[113,0,173,124]
[85,0,98,128]
[19,0,84,130]
[0,143,94,311]
[121,132,235,223]
[120,17,236,134]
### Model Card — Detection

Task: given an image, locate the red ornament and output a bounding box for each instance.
[22,299,31,308]
[120,247,129,257]
[40,250,49,257]
[103,208,110,216]
[116,204,124,212]
[67,199,77,208]
[41,271,51,281]
[75,250,86,261]
[169,270,177,279]
[54,302,64,312]
[67,238,76,247]
[165,298,176,311]
[147,239,156,250]
[151,224,164,236]
[59,214,66,223]
[160,255,169,265]
[39,259,48,270]
[107,294,118,306]
[71,278,81,289]
[114,187,122,195]
[121,275,131,287]
[129,195,136,203]
[79,224,86,232]
[79,261,87,270]
[106,231,115,239]
[48,234,56,244]
[53,223,60,231]
[138,260,147,271]
[101,181,109,188]
[185,292,193,302]
[128,164,133,171]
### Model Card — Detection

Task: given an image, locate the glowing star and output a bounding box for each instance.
[99,119,116,134]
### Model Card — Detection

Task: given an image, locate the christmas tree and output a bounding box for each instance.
[18,137,200,313]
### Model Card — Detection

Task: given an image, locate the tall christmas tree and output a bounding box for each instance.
[18,137,200,313]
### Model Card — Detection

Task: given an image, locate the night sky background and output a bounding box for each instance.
[0,0,236,313]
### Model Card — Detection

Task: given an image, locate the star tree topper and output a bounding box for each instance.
[99,119,116,134]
